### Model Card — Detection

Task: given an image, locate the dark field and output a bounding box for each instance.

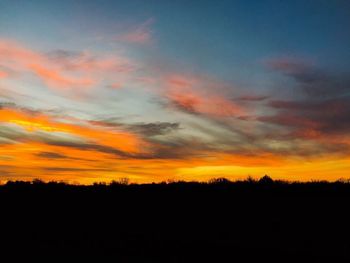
[1,178,350,262]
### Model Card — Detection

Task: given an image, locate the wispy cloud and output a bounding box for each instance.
[0,39,135,94]
[235,95,270,102]
[266,56,350,97]
[164,74,245,117]
[117,18,155,45]
[258,57,350,154]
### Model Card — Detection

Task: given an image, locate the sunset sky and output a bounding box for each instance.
[0,0,350,184]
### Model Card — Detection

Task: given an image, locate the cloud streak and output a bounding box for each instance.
[0,39,135,94]
[164,74,245,117]
[117,18,155,45]
[255,57,350,158]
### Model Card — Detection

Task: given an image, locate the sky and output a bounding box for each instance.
[0,0,350,184]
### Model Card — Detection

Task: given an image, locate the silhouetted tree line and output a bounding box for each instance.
[2,175,350,188]
[1,174,350,262]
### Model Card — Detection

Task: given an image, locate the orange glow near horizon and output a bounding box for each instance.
[0,106,349,184]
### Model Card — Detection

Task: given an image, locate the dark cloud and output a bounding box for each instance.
[153,96,202,116]
[139,138,212,159]
[125,122,180,136]
[88,120,121,128]
[45,49,89,71]
[43,167,113,172]
[0,117,190,160]
[267,57,350,97]
[170,98,197,114]
[45,48,132,73]
[0,101,55,116]
[0,125,27,142]
[0,87,38,103]
[0,123,137,159]
[45,49,101,73]
[36,152,67,159]
[268,58,320,83]
[46,49,83,60]
[261,57,350,136]
[261,97,350,136]
[0,165,15,176]
[45,136,166,160]
[44,139,131,158]
[89,118,180,137]
[234,95,270,102]
[0,102,17,109]
[237,115,256,121]
[0,170,13,176]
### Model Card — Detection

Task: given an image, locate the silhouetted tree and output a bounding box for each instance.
[246,176,257,184]
[208,177,232,184]
[32,178,44,185]
[110,177,129,185]
[259,175,274,184]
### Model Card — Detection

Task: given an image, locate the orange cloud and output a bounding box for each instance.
[0,39,135,92]
[30,64,95,89]
[0,108,145,153]
[0,70,8,78]
[109,82,122,89]
[0,39,39,63]
[166,74,244,117]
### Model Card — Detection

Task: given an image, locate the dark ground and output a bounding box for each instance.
[1,177,350,262]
